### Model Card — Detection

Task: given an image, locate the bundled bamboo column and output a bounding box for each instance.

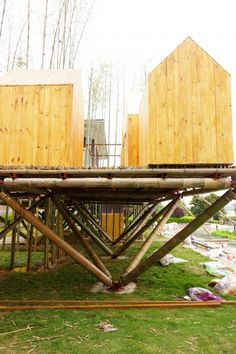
[65,207,114,256]
[0,191,112,286]
[121,189,236,285]
[51,197,111,278]
[73,202,111,242]
[114,204,157,244]
[124,197,180,275]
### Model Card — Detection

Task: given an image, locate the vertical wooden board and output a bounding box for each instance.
[71,82,84,166]
[166,49,180,163]
[214,65,233,163]
[21,86,33,165]
[0,87,11,164]
[121,132,128,166]
[171,46,181,163]
[9,86,24,165]
[36,86,49,165]
[149,58,173,164]
[127,114,139,166]
[204,55,217,162]
[30,87,40,165]
[139,84,148,166]
[190,41,202,163]
[178,38,193,163]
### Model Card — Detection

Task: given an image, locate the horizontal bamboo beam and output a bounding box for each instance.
[0,191,112,287]
[0,177,232,190]
[121,189,236,285]
[0,167,235,178]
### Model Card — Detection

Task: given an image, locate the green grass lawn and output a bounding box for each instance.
[212,230,236,240]
[0,243,236,353]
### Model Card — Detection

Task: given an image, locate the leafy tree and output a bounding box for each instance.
[190,193,224,220]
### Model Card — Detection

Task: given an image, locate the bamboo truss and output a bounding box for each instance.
[0,167,235,288]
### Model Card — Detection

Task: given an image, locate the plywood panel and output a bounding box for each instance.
[102,212,124,241]
[0,79,84,167]
[140,37,233,165]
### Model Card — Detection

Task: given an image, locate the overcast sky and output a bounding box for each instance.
[78,0,236,157]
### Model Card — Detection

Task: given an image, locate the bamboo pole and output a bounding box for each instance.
[114,204,156,244]
[0,177,231,190]
[121,189,236,285]
[10,212,17,271]
[44,198,51,270]
[27,224,33,272]
[0,199,43,241]
[2,205,9,250]
[124,197,180,274]
[180,201,213,237]
[64,206,114,256]
[115,202,175,257]
[0,168,236,178]
[73,202,111,242]
[200,195,236,226]
[51,197,111,277]
[0,192,111,286]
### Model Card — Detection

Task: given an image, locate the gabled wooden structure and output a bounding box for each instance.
[0,70,84,167]
[139,37,233,166]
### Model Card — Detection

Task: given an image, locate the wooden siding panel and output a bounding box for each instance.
[0,83,84,167]
[139,37,233,165]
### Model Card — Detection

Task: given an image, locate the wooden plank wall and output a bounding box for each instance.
[121,114,139,167]
[139,37,233,165]
[102,211,124,241]
[0,84,84,166]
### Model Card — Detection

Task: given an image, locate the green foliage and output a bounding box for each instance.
[190,193,225,220]
[167,216,194,224]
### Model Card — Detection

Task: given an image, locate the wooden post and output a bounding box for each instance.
[51,196,111,278]
[2,205,9,250]
[121,189,236,285]
[27,224,34,272]
[115,202,174,257]
[44,198,51,270]
[0,191,111,286]
[10,212,17,271]
[124,197,180,274]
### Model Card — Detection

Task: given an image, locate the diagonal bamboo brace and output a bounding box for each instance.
[0,191,112,287]
[115,202,176,257]
[121,189,236,286]
[51,196,111,278]
[124,197,180,275]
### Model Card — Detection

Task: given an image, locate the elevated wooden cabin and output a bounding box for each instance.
[0,70,84,167]
[121,114,139,167]
[139,37,233,166]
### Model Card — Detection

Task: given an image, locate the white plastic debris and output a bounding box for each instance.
[159,254,188,266]
[213,274,236,296]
